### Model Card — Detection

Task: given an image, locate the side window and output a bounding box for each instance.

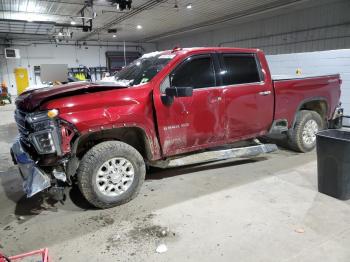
[222,54,261,85]
[160,76,170,93]
[171,56,216,89]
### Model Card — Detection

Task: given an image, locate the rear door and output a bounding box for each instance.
[219,53,274,140]
[153,53,225,156]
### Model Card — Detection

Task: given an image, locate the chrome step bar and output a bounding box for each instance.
[150,143,278,168]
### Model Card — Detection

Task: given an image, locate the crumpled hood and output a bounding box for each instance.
[16,82,127,112]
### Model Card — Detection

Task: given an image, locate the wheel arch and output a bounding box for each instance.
[292,97,329,128]
[72,126,157,161]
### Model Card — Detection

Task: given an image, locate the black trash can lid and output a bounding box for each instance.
[316,129,350,142]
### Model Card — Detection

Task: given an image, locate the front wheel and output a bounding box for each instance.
[288,110,324,152]
[77,141,145,209]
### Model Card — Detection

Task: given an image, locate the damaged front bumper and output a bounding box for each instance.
[11,139,51,197]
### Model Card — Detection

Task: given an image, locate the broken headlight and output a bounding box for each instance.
[26,111,52,132]
[31,120,52,132]
[30,130,56,154]
[25,111,62,155]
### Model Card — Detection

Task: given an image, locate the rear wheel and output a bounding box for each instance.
[288,110,324,152]
[77,141,145,209]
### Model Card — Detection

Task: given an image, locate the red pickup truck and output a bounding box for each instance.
[11,47,343,208]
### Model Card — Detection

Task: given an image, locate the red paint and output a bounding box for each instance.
[16,82,124,112]
[60,124,75,154]
[273,74,341,127]
[42,84,162,159]
[219,51,274,141]
[17,47,342,160]
[154,85,226,156]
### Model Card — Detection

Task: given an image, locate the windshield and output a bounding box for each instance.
[114,54,174,86]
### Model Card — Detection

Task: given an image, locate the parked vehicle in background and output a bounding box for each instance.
[11,47,343,208]
[0,81,11,105]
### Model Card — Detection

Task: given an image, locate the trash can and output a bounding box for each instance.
[316,129,350,200]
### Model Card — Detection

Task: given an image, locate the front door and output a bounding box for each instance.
[153,54,225,156]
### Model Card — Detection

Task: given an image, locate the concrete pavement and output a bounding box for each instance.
[1,104,349,261]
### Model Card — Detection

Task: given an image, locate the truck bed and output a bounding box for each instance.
[272,74,341,128]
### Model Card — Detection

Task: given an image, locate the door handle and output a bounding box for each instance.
[258,91,271,96]
[209,96,222,103]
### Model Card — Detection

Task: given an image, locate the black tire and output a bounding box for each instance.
[288,110,324,153]
[77,141,145,209]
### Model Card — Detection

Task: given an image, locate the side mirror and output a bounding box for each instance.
[165,86,193,97]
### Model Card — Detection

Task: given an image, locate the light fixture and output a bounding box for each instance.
[186,3,192,9]
[70,20,76,25]
[108,29,117,33]
[58,32,63,36]
[136,25,142,30]
[113,0,132,11]
[113,34,117,38]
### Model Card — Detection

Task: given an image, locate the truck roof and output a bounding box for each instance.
[141,47,261,58]
[176,47,261,53]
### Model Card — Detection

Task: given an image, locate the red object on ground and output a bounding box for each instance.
[0,248,50,262]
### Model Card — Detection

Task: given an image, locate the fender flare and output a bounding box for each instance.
[70,124,162,161]
[291,97,329,129]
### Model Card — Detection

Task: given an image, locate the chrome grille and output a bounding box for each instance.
[14,109,30,141]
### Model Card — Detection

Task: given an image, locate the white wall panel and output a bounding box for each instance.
[266,49,350,115]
